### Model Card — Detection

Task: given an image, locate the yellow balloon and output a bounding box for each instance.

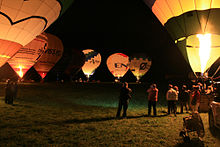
[82,49,101,79]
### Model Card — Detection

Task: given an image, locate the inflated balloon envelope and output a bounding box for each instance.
[144,0,220,78]
[129,54,152,81]
[107,53,129,79]
[8,33,48,78]
[34,33,64,79]
[82,49,101,80]
[0,0,73,67]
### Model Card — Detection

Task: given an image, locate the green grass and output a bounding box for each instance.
[0,82,219,146]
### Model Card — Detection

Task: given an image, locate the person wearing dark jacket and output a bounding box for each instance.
[179,85,190,113]
[116,82,132,118]
[191,85,201,112]
[5,80,13,104]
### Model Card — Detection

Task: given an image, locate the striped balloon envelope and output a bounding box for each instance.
[82,49,101,80]
[7,33,48,78]
[129,54,152,81]
[106,53,129,79]
[144,0,220,76]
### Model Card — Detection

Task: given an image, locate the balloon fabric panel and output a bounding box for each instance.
[82,49,101,78]
[144,0,220,75]
[34,33,63,79]
[0,0,72,68]
[106,53,129,79]
[129,56,152,80]
[8,33,48,78]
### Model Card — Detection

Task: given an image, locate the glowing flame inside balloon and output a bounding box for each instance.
[18,66,23,78]
[197,34,211,73]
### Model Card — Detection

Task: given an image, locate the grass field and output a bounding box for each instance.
[0,82,219,146]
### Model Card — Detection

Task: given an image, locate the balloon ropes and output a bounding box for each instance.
[34,33,64,79]
[106,53,129,80]
[129,54,152,82]
[144,0,220,80]
[81,49,101,81]
[0,0,73,67]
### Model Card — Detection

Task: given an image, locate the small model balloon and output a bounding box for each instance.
[34,33,64,79]
[81,49,101,80]
[8,33,48,78]
[129,54,152,81]
[106,53,129,79]
[0,0,70,67]
[144,0,220,78]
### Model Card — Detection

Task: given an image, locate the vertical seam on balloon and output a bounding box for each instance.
[56,0,63,17]
[0,0,2,10]
[203,0,213,33]
[165,0,186,39]
[178,0,187,38]
[211,63,220,78]
[194,0,203,34]
[155,3,167,24]
[13,0,28,50]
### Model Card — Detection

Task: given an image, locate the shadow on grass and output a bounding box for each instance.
[63,113,169,124]
[175,138,204,147]
[0,113,170,130]
[11,103,34,108]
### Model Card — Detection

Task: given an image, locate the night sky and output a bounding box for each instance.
[37,0,192,82]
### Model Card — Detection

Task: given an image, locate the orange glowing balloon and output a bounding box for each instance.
[7,33,48,78]
[0,0,65,67]
[106,53,129,79]
[34,33,64,79]
[81,49,101,79]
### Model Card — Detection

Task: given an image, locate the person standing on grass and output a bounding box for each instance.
[173,86,179,114]
[179,85,190,113]
[10,81,18,104]
[116,82,132,118]
[147,84,158,116]
[191,85,201,112]
[166,84,178,116]
[5,79,14,104]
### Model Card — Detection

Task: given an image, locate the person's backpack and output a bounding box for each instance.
[168,90,177,100]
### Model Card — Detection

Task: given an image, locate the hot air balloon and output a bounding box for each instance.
[0,0,73,67]
[81,49,101,80]
[106,53,129,80]
[7,33,48,78]
[129,54,152,81]
[34,33,64,79]
[144,0,220,79]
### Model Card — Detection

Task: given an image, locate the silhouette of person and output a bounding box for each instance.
[5,79,13,104]
[166,84,178,116]
[147,84,159,116]
[10,81,18,104]
[116,82,132,118]
[179,85,190,113]
[191,85,201,112]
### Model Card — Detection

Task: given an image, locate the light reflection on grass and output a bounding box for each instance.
[0,82,219,146]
